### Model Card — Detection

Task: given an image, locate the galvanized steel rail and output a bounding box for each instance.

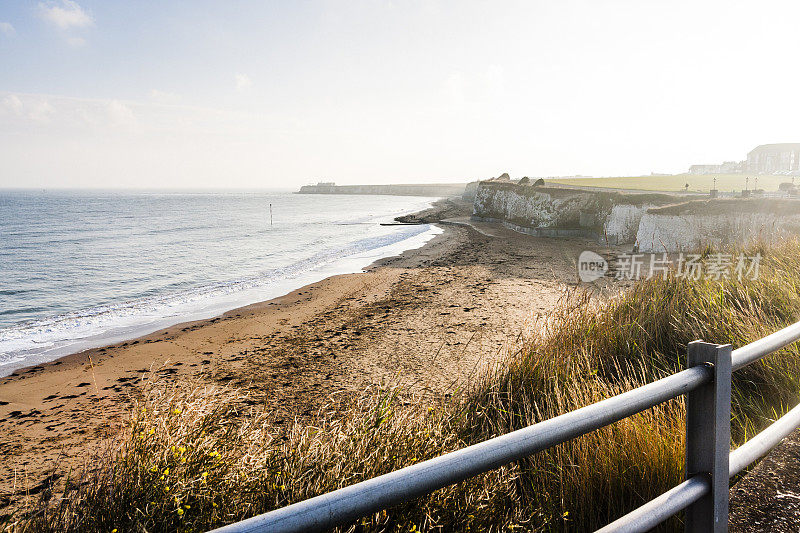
[211,321,800,533]
[732,321,800,371]
[729,402,800,477]
[595,476,711,533]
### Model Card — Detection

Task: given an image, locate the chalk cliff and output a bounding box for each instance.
[472,182,800,251]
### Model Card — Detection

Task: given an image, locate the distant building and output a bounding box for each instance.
[688,161,744,175]
[746,144,800,174]
[720,161,744,173]
[689,164,722,175]
[688,144,800,175]
[300,181,337,193]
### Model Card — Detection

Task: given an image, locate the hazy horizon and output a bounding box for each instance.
[2,0,800,189]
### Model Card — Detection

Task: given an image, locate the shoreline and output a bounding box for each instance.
[0,201,596,513]
[0,199,466,385]
[4,223,459,381]
[0,199,454,379]
[0,225,467,511]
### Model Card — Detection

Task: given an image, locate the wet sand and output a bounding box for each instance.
[0,215,599,513]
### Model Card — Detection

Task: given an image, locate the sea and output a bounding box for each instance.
[0,190,443,377]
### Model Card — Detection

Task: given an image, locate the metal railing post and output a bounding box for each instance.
[684,341,732,533]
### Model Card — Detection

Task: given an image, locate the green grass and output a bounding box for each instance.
[549,174,791,193]
[8,239,800,532]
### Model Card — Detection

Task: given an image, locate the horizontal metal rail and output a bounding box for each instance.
[212,320,800,533]
[602,400,800,533]
[729,401,800,477]
[595,475,710,533]
[598,323,800,533]
[212,366,711,533]
[731,320,800,371]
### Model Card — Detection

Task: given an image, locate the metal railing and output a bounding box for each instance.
[211,321,800,533]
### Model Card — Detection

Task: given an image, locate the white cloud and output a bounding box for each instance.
[2,95,24,115]
[235,73,253,92]
[107,100,138,128]
[0,91,296,189]
[0,22,15,36]
[38,0,93,30]
[65,36,86,47]
[28,100,55,123]
[0,93,197,131]
[149,89,181,104]
[1,95,55,123]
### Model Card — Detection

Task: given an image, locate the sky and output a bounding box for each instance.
[1,0,800,189]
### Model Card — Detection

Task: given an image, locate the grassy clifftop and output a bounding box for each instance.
[549,174,790,193]
[646,197,800,216]
[11,240,800,532]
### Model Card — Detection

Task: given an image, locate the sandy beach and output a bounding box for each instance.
[0,206,601,513]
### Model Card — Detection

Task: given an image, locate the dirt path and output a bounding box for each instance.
[730,428,800,531]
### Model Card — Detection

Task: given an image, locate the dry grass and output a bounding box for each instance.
[7,240,800,532]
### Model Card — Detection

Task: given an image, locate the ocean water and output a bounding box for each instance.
[0,190,443,377]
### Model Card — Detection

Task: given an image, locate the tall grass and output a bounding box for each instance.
[9,240,800,532]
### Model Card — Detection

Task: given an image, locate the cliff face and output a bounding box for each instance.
[604,204,651,245]
[636,213,800,252]
[473,183,599,228]
[297,183,467,197]
[473,182,674,244]
[462,181,480,201]
[472,182,800,251]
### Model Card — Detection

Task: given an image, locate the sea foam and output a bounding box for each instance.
[0,191,443,376]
